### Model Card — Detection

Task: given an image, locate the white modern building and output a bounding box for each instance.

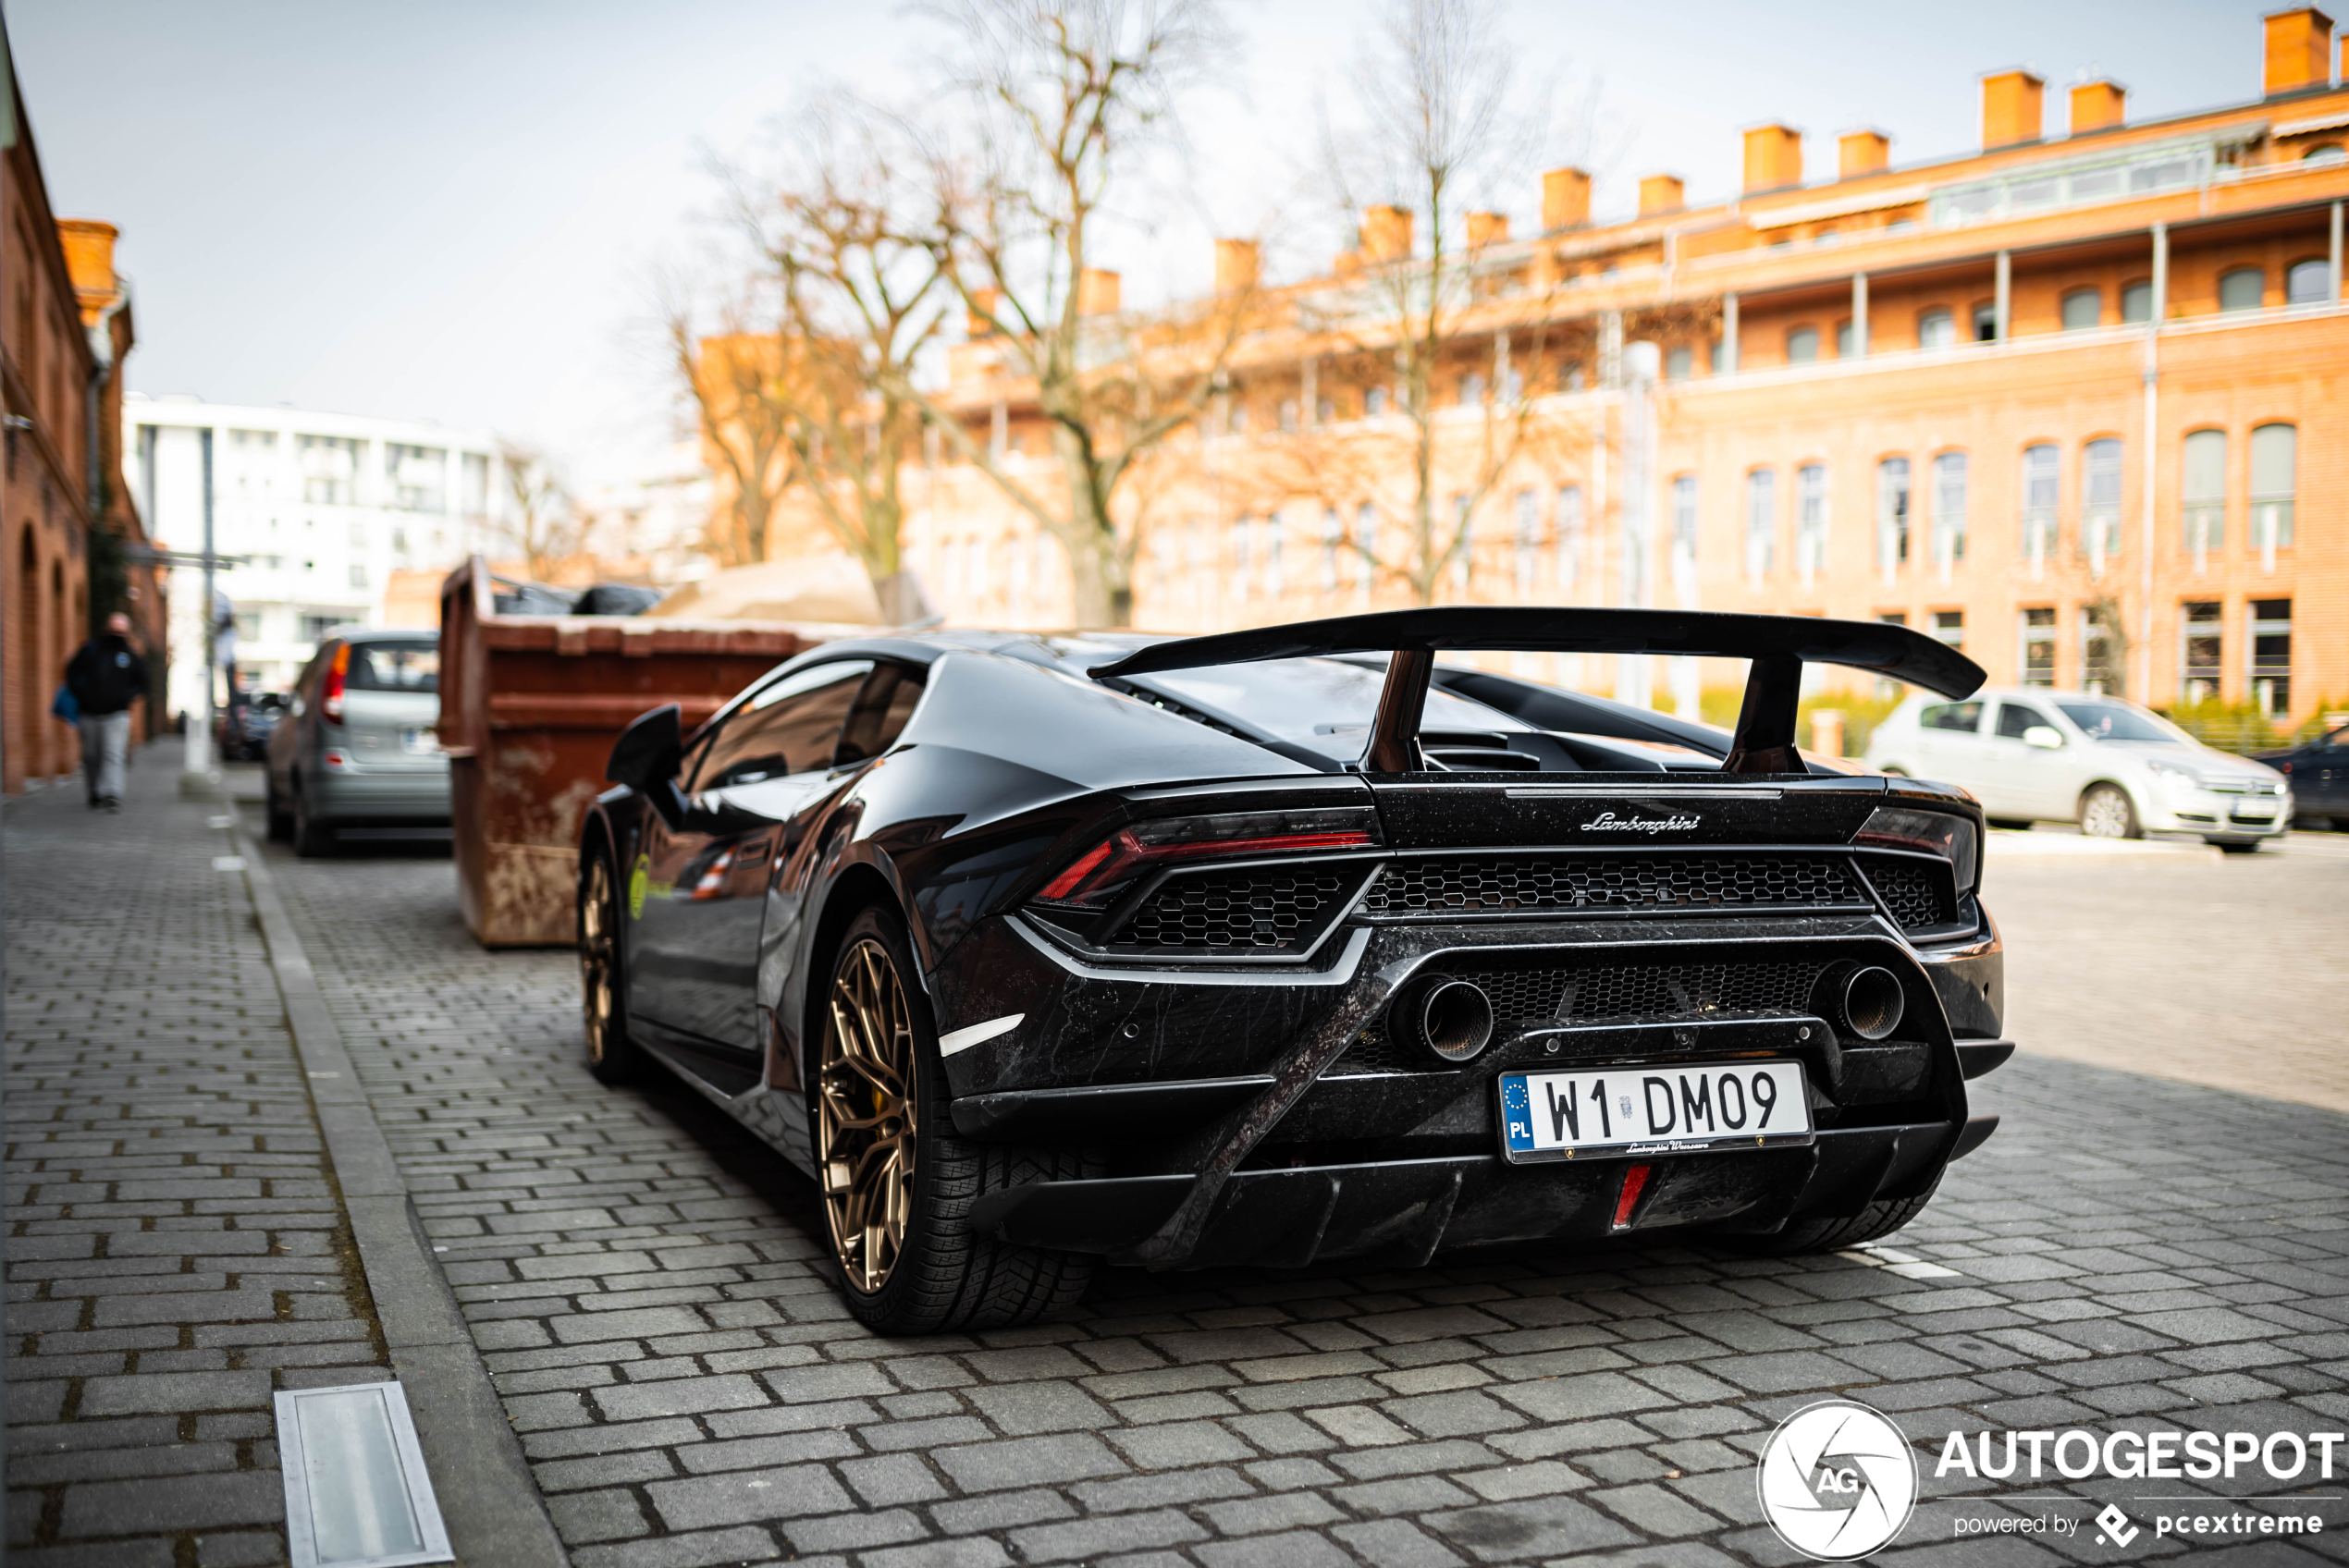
[125,395,508,715]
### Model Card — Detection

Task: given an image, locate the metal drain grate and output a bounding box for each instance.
[276,1381,452,1568]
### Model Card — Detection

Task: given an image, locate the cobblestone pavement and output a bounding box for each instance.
[5,756,388,1568]
[231,802,2349,1568]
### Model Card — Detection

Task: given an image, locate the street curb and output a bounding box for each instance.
[215,805,571,1568]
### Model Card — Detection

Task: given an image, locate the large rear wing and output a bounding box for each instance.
[1088,606,1986,775]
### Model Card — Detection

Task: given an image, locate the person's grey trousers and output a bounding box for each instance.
[78,711,130,802]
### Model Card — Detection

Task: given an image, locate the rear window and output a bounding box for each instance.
[2055,699,2182,743]
[346,643,439,693]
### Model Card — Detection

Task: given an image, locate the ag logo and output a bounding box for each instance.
[1756,1399,1917,1562]
[628,854,650,920]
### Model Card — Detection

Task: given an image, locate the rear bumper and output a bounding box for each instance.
[311,767,451,824]
[969,1117,1974,1268]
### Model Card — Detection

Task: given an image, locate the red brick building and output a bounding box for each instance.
[918,7,2349,736]
[4,51,157,794]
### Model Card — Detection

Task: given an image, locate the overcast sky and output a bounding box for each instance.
[8,0,2275,489]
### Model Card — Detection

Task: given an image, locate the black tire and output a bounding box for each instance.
[2078,781,2141,839]
[816,906,1094,1335]
[579,844,641,1084]
[2213,839,2263,854]
[1986,817,2033,831]
[289,776,335,857]
[1726,1174,1943,1256]
[264,775,293,842]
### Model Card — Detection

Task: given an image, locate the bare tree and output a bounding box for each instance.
[1284,0,1602,606]
[498,444,584,580]
[897,0,1256,627]
[724,94,948,618]
[658,273,801,570]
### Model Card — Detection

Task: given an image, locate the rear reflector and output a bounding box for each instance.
[1612,1163,1652,1230]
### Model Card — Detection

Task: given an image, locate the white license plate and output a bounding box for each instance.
[1498,1060,1814,1163]
[400,728,437,754]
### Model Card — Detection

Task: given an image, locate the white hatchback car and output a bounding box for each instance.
[1863,686,2292,851]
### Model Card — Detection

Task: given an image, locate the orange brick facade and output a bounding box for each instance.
[912,10,2349,729]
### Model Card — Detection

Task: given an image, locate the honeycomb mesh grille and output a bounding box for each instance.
[1108,866,1354,952]
[1863,862,1948,928]
[1362,853,1868,918]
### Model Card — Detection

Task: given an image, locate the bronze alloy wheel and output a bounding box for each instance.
[580,853,621,1068]
[818,936,917,1294]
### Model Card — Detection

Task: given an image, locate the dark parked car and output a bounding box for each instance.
[576,609,2012,1333]
[2257,723,2349,829]
[218,691,287,762]
[265,629,449,854]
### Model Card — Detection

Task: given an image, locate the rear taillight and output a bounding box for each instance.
[1037,807,1380,906]
[320,643,350,725]
[1852,805,1978,892]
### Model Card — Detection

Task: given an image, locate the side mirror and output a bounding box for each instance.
[2023,725,2063,750]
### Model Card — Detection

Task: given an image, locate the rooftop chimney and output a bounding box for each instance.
[1213,239,1261,293]
[1360,204,1414,262]
[2265,6,2334,96]
[55,220,122,322]
[1838,130,1890,179]
[1465,211,1510,247]
[1638,174,1685,217]
[2070,79,2127,133]
[1076,268,1121,315]
[1542,167,1592,230]
[1742,125,1803,193]
[1981,69,2045,148]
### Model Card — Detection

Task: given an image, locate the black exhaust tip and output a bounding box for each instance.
[1838,965,1906,1041]
[1414,978,1495,1064]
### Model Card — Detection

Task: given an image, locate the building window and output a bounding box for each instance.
[2306,142,2347,164]
[301,614,340,643]
[1458,374,1485,409]
[1743,469,1776,581]
[1972,301,1998,342]
[2286,258,2332,306]
[1932,610,1964,650]
[1670,474,1699,587]
[1556,485,1584,593]
[1876,458,1911,572]
[1785,326,1819,364]
[1513,489,1539,594]
[1917,310,1955,350]
[1320,507,1341,594]
[2250,422,2296,559]
[386,444,447,512]
[1796,463,1826,581]
[2183,428,2225,561]
[2083,437,2124,570]
[2021,606,2056,687]
[1931,451,1968,567]
[2120,279,2153,324]
[2251,598,2292,716]
[2021,443,2060,565]
[2060,288,2101,330]
[1665,345,1692,382]
[2181,600,2221,704]
[299,435,360,506]
[2217,267,2264,312]
[2082,603,2123,695]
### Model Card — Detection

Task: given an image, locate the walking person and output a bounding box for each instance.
[65,611,149,811]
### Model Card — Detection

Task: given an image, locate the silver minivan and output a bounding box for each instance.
[264,629,449,854]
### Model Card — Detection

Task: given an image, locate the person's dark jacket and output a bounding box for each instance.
[66,635,150,717]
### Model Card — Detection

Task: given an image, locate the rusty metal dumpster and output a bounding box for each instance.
[438,557,815,948]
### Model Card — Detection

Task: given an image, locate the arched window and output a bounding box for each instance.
[1917,310,1955,351]
[1744,469,1777,582]
[2060,288,2101,330]
[2251,423,2297,557]
[2021,444,2059,563]
[2305,142,2347,164]
[1796,463,1827,581]
[1931,452,1968,566]
[2218,267,2264,312]
[2183,429,2226,560]
[2083,438,2124,570]
[2120,279,2154,324]
[1785,326,1820,364]
[2287,258,2332,306]
[1876,458,1911,571]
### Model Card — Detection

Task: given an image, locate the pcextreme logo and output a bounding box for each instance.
[1757,1400,1919,1562]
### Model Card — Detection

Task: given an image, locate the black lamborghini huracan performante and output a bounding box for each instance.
[576,609,2012,1333]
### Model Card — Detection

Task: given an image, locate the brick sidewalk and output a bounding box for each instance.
[4,749,387,1568]
[252,815,2349,1567]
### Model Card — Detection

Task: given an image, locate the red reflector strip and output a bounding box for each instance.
[1039,841,1113,900]
[1150,830,1375,862]
[1612,1163,1652,1230]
